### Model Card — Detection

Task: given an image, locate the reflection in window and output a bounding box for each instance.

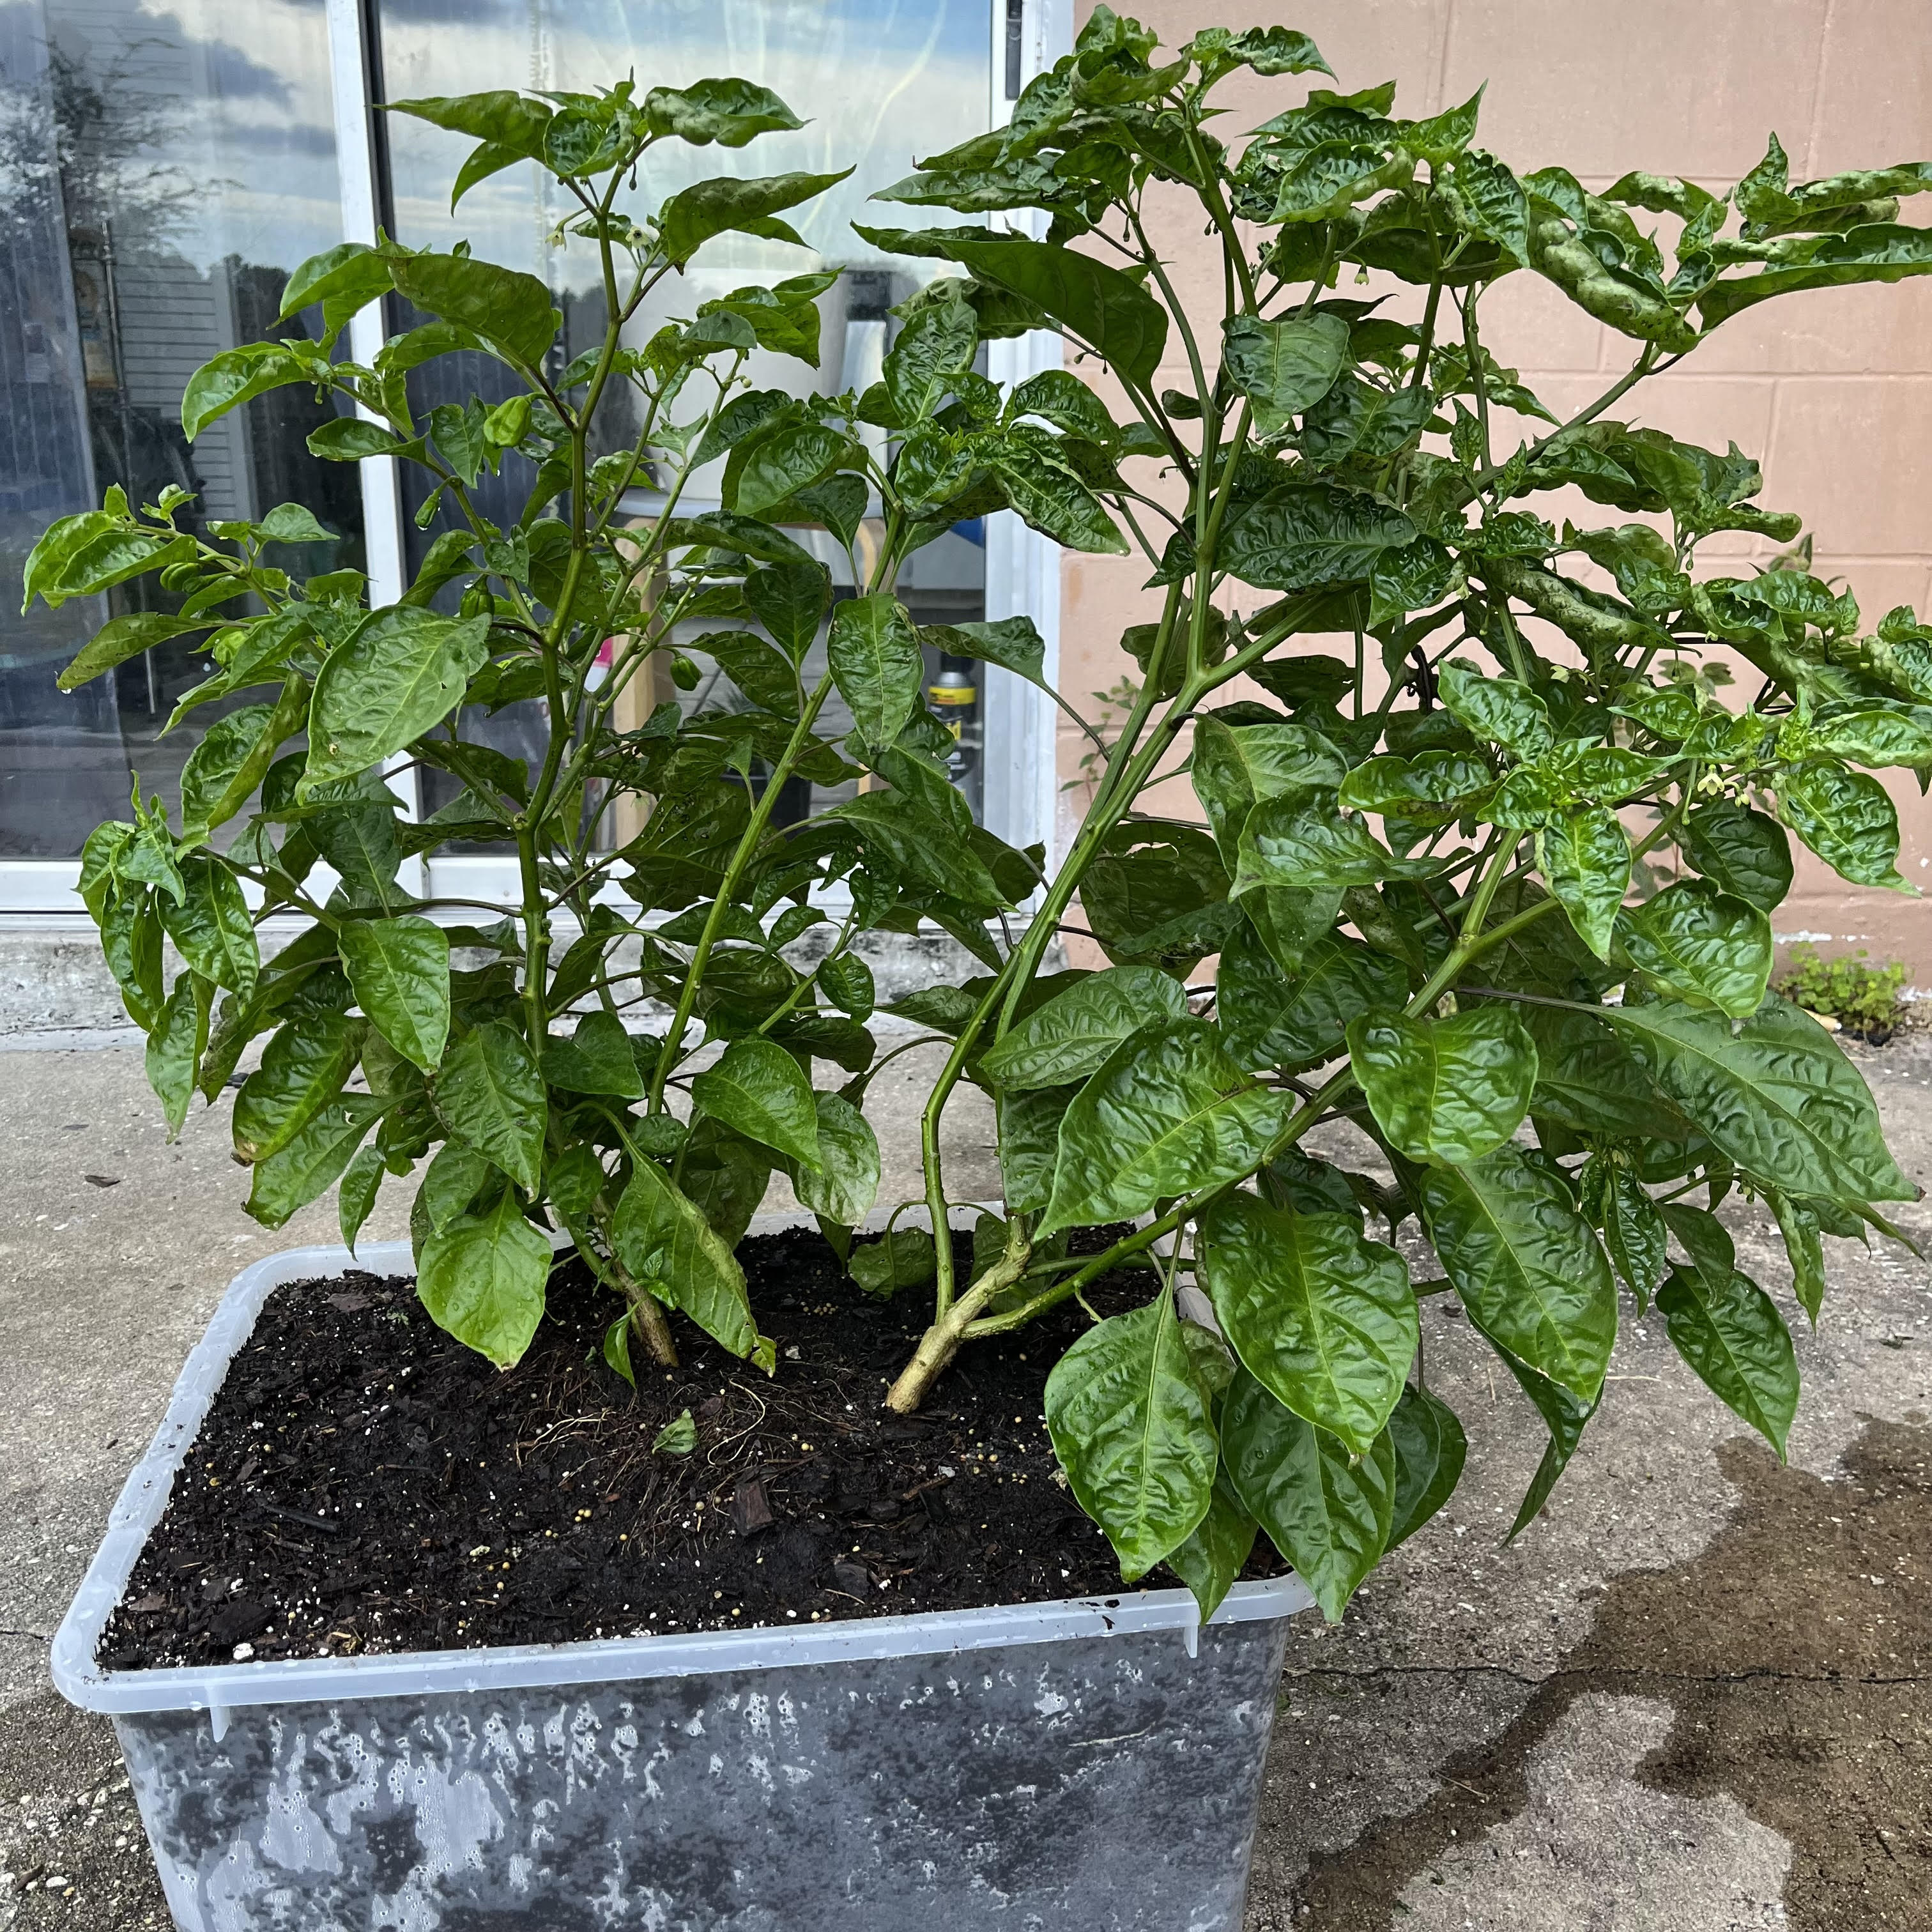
[379,0,995,838]
[0,0,358,859]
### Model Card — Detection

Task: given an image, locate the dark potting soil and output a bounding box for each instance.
[101,1228,1281,1669]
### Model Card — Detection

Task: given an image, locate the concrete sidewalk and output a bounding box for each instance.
[0,1034,1926,1928]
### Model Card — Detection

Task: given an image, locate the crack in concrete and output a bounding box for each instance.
[1288,1661,1926,1689]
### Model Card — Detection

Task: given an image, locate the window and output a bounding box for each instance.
[0,0,1066,911]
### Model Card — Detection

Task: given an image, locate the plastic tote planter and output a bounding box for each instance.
[53,1239,1314,1930]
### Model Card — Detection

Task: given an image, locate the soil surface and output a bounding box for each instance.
[100,1227,1268,1669]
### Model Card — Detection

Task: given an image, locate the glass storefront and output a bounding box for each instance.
[1,0,1038,880]
[0,0,360,857]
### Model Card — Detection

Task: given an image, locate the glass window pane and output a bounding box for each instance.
[378,0,996,837]
[0,0,359,857]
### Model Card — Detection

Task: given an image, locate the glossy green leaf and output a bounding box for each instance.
[790,1091,879,1227]
[979,964,1186,1091]
[988,438,1126,554]
[1199,1192,1417,1454]
[1438,657,1554,757]
[232,1011,363,1164]
[1220,311,1349,436]
[1234,791,1450,894]
[1044,1291,1218,1583]
[1347,1006,1539,1165]
[652,1409,700,1455]
[146,972,208,1138]
[658,168,852,266]
[180,342,328,442]
[158,855,259,1002]
[340,916,450,1071]
[1221,484,1416,592]
[420,1139,493,1236]
[675,1117,770,1248]
[1422,1145,1618,1402]
[1384,1384,1468,1549]
[180,700,289,837]
[1618,879,1772,1018]
[613,1158,767,1361]
[538,1009,644,1098]
[1699,222,1932,326]
[996,1084,1076,1215]
[1604,995,1912,1204]
[817,951,875,1022]
[59,611,205,693]
[734,422,850,519]
[433,1021,546,1192]
[1338,751,1496,824]
[1655,1265,1799,1459]
[1776,758,1910,891]
[305,608,490,792]
[919,615,1046,687]
[1680,801,1793,912]
[245,1094,384,1230]
[882,291,977,423]
[1191,713,1348,868]
[417,1190,551,1370]
[1221,1370,1393,1623]
[827,593,922,756]
[1598,1163,1669,1307]
[744,562,831,662]
[1441,148,1529,264]
[1038,1019,1294,1238]
[338,1142,385,1254]
[1521,1006,1664,1139]
[691,1036,822,1169]
[1537,806,1629,959]
[389,249,558,369]
[1768,1190,1827,1324]
[645,76,802,148]
[1220,924,1407,1071]
[1165,1464,1259,1622]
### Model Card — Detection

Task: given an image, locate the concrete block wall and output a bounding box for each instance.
[1060,0,1932,975]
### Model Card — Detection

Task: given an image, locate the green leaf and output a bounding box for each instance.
[1422,1144,1618,1402]
[1384,1384,1468,1549]
[1439,657,1554,757]
[417,1190,551,1370]
[675,1118,770,1248]
[1768,1190,1827,1324]
[180,699,291,837]
[146,973,208,1138]
[602,1314,636,1388]
[1234,791,1451,894]
[158,855,258,1002]
[419,1139,492,1235]
[657,168,852,266]
[744,562,831,661]
[1191,714,1349,869]
[1038,1019,1294,1238]
[988,436,1126,555]
[827,593,922,756]
[245,1094,384,1230]
[232,1011,363,1163]
[1221,1370,1393,1623]
[433,1021,546,1192]
[388,250,559,370]
[613,1159,767,1361]
[1044,1291,1218,1583]
[691,1036,822,1169]
[1537,806,1629,960]
[918,615,1047,687]
[1602,995,1912,1204]
[1655,1265,1798,1459]
[1521,1006,1665,1139]
[180,342,327,441]
[848,1227,938,1296]
[1598,1163,1669,1308]
[816,951,875,1022]
[539,1009,644,1098]
[339,1142,385,1254]
[1188,24,1331,78]
[980,965,1186,1091]
[1775,758,1910,891]
[1199,1192,1417,1454]
[646,76,802,148]
[57,611,205,691]
[790,1091,879,1227]
[1681,801,1793,912]
[734,422,850,519]
[1220,312,1349,437]
[1220,924,1407,1071]
[1440,148,1530,265]
[1221,484,1416,593]
[1699,223,1932,327]
[997,1084,1076,1216]
[1469,1314,1598,1538]
[1347,1006,1539,1165]
[1617,879,1772,1018]
[1165,1464,1259,1622]
[1338,751,1496,824]
[652,1409,700,1455]
[340,916,450,1071]
[305,608,490,792]
[883,291,977,423]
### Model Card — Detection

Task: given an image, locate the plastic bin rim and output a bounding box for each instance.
[52,1234,1315,1719]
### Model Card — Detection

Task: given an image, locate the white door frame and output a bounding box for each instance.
[0,0,1070,919]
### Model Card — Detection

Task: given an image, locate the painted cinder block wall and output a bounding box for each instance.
[1057,0,1932,976]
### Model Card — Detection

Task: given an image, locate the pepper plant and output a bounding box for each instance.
[862,10,1931,1621]
[29,19,1932,1629]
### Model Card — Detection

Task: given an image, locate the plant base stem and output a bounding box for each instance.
[627,1287,679,1368]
